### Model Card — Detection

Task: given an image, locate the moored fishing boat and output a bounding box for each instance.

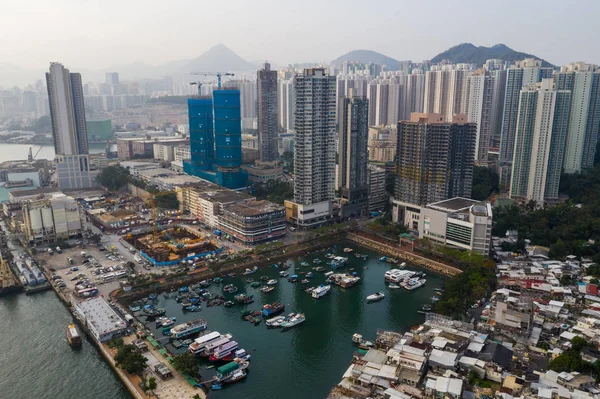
[223,284,238,293]
[142,307,166,317]
[329,273,360,288]
[330,256,348,269]
[261,286,275,293]
[234,293,254,304]
[221,369,247,384]
[242,266,259,275]
[66,324,82,348]
[262,302,285,317]
[352,333,374,349]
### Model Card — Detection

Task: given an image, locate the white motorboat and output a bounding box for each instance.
[266,279,278,285]
[311,284,331,299]
[388,284,401,289]
[366,292,385,302]
[281,313,305,328]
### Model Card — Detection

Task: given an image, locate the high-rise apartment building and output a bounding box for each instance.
[46,63,98,189]
[399,71,426,121]
[394,113,476,206]
[423,64,472,121]
[257,62,279,163]
[510,79,571,205]
[277,79,294,131]
[183,90,247,189]
[498,59,552,188]
[285,68,336,228]
[338,94,369,216]
[367,164,388,212]
[555,62,600,173]
[466,70,497,164]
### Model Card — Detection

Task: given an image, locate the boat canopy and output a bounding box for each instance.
[217,361,239,375]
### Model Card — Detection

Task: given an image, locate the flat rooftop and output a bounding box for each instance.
[224,200,284,216]
[138,168,178,178]
[197,189,251,204]
[427,197,483,213]
[9,187,62,198]
[75,297,126,336]
[0,159,50,171]
[120,161,161,169]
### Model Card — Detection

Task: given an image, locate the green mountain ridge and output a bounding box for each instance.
[430,43,554,67]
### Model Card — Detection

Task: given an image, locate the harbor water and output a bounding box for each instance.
[140,244,446,399]
[0,291,130,399]
[0,142,114,162]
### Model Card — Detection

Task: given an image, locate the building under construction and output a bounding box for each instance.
[124,226,220,264]
[394,113,476,206]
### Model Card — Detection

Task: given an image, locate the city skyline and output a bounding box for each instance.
[1,0,599,72]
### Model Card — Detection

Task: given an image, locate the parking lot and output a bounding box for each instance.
[37,245,133,299]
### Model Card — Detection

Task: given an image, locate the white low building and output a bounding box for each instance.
[74,297,127,342]
[392,197,492,255]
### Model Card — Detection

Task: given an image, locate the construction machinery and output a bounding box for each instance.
[190,72,235,89]
[145,191,178,238]
[189,81,205,96]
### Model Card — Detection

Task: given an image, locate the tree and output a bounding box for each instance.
[96,166,131,191]
[147,377,157,391]
[471,166,499,201]
[253,180,293,204]
[548,337,593,374]
[172,352,199,376]
[114,344,148,374]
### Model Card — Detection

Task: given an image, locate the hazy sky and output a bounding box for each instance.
[1,0,598,70]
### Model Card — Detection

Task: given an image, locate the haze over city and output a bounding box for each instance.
[4,1,600,399]
[1,0,598,71]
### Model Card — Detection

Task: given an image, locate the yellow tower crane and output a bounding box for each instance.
[145,191,178,238]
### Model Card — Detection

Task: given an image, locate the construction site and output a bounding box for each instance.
[123,226,221,265]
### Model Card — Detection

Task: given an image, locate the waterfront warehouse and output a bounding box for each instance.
[74,297,127,342]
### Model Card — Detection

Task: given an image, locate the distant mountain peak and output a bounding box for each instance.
[431,43,553,67]
[331,49,401,70]
[182,43,255,73]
